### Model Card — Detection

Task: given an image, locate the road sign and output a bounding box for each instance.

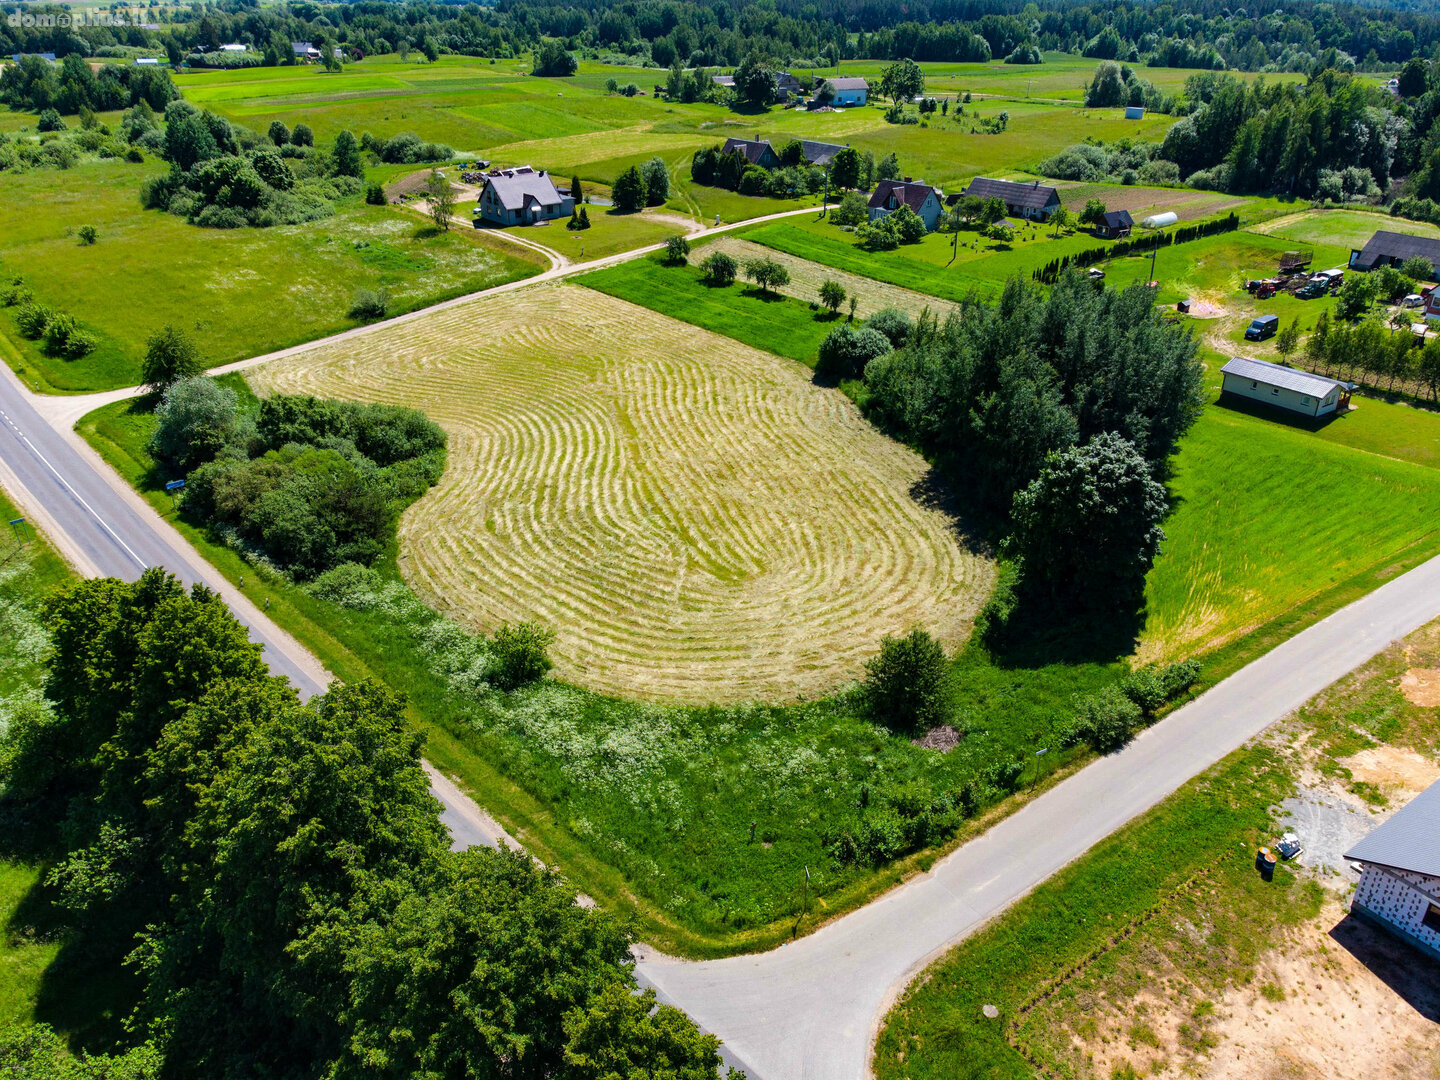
[165,480,186,492]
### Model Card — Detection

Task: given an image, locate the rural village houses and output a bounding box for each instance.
[475,166,573,226]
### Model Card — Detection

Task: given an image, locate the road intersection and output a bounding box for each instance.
[3,215,1440,1079]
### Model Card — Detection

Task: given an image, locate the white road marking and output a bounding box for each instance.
[0,406,149,571]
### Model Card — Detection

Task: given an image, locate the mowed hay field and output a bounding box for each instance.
[250,283,993,702]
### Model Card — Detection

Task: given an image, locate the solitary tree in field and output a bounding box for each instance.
[819,280,846,315]
[700,251,737,285]
[1049,206,1072,238]
[143,325,203,394]
[878,57,924,106]
[743,257,790,294]
[398,39,412,62]
[1275,317,1301,359]
[862,628,949,730]
[291,123,314,147]
[426,169,455,231]
[664,235,690,265]
[267,120,290,147]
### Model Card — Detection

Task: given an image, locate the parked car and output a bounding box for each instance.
[1296,280,1328,300]
[1403,293,1425,308]
[1245,314,1280,341]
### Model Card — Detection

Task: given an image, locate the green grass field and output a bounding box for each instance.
[1256,207,1440,251]
[576,254,839,364]
[0,159,544,392]
[75,377,1132,959]
[1140,391,1440,663]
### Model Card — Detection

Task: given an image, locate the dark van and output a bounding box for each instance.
[1244,314,1279,341]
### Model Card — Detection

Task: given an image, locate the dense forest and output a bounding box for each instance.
[2,0,1438,74]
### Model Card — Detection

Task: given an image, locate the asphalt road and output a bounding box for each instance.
[636,548,1440,1080]
[7,212,1440,1078]
[0,361,505,852]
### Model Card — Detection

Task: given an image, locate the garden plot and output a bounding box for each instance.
[691,236,961,321]
[250,282,992,703]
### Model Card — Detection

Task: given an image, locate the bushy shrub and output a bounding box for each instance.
[1063,685,1143,752]
[365,182,387,205]
[816,324,892,382]
[486,622,555,690]
[830,189,869,227]
[862,628,949,730]
[866,307,913,347]
[40,312,95,358]
[77,224,98,245]
[148,376,255,472]
[366,131,453,164]
[14,302,52,339]
[37,108,65,132]
[349,288,389,320]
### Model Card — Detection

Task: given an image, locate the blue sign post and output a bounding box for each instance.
[8,517,28,548]
[165,480,186,506]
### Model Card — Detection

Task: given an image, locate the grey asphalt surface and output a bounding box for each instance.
[6,214,1440,1078]
[635,551,1440,1080]
[0,361,504,852]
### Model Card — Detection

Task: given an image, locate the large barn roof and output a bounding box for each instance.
[826,76,869,91]
[963,176,1060,210]
[1220,357,1347,398]
[1353,230,1440,268]
[797,139,847,165]
[1346,778,1440,878]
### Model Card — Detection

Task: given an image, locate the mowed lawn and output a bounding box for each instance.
[577,256,838,364]
[1140,396,1440,663]
[0,159,544,392]
[1254,207,1440,250]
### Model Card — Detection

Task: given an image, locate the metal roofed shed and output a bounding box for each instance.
[1345,779,1440,961]
[1220,356,1352,418]
[1349,230,1440,276]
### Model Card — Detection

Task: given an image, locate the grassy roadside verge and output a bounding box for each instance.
[876,613,1440,1080]
[874,742,1305,1080]
[77,381,1440,960]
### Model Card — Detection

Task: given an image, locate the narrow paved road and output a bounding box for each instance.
[6,209,1440,1079]
[0,360,505,852]
[636,550,1440,1079]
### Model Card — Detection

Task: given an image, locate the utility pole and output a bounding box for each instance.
[802,865,810,918]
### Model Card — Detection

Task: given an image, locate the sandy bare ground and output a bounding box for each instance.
[1201,900,1440,1080]
[691,236,962,322]
[250,282,993,703]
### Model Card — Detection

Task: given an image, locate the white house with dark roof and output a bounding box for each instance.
[1220,357,1352,418]
[1345,779,1440,962]
[962,176,1062,222]
[867,179,945,232]
[475,166,573,226]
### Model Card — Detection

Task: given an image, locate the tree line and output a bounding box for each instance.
[1031,213,1240,284]
[0,570,741,1078]
[862,272,1205,623]
[3,0,1437,80]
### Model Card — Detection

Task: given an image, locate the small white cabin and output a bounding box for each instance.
[1220,356,1351,418]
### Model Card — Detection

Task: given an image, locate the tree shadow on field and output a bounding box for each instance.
[907,467,993,562]
[739,287,788,302]
[410,224,444,240]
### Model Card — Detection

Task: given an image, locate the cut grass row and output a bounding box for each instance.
[77,382,1120,958]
